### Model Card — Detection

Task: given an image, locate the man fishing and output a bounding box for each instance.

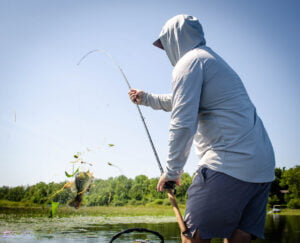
[129,15,275,243]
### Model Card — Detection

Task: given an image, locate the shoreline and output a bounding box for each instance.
[1,203,300,218]
[0,204,186,218]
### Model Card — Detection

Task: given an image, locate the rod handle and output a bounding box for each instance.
[167,189,188,235]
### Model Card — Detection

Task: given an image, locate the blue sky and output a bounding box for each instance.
[0,0,299,186]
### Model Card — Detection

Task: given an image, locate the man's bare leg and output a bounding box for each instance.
[181,230,211,243]
[223,229,251,243]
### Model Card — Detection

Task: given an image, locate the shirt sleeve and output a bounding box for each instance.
[140,93,172,112]
[165,57,204,180]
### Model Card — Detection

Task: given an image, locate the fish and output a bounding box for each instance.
[68,170,94,209]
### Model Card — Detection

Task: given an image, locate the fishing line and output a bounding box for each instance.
[77,50,164,174]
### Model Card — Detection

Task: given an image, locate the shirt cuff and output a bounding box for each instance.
[140,92,149,106]
[165,168,183,181]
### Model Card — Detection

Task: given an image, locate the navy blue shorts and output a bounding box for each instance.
[184,167,271,239]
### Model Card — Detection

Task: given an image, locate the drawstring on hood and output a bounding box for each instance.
[153,14,206,66]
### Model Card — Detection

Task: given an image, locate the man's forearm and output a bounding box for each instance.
[141,92,172,111]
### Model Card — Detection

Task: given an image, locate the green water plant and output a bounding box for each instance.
[65,168,79,178]
[49,201,59,218]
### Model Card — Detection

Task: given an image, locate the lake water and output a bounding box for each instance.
[0,214,299,242]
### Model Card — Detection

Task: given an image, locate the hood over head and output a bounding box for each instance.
[153,14,206,66]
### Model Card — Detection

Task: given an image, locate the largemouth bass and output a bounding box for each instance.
[68,170,94,209]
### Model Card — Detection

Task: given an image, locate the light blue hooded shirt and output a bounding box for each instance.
[142,15,275,183]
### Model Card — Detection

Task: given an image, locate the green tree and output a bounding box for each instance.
[86,178,114,206]
[0,186,9,200]
[129,175,150,202]
[111,175,132,205]
[6,186,25,202]
[147,177,166,201]
[280,166,300,208]
[23,182,49,203]
[269,167,287,206]
[176,172,192,203]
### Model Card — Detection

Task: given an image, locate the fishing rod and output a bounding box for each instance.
[77,49,164,174]
[77,50,188,236]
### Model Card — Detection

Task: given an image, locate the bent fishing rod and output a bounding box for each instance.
[77,50,164,175]
[77,50,188,235]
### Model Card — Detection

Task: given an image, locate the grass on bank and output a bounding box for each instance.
[1,200,300,218]
[276,209,300,216]
[0,199,185,218]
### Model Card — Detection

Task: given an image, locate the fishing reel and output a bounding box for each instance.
[109,228,164,243]
[163,181,176,194]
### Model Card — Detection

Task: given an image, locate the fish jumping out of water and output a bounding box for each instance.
[68,170,94,209]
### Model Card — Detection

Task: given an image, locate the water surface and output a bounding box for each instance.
[1,214,299,242]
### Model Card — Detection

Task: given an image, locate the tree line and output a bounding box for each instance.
[269,166,300,208]
[0,173,192,207]
[0,166,299,208]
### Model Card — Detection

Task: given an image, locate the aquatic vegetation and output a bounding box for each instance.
[80,161,93,166]
[46,181,72,201]
[107,162,123,174]
[49,201,59,218]
[0,213,181,242]
[65,168,79,178]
